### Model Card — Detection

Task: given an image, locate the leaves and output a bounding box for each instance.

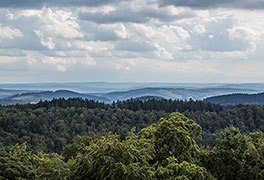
[201,128,264,180]
[150,113,202,164]
[0,107,263,180]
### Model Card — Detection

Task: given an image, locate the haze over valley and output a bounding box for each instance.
[1,82,264,105]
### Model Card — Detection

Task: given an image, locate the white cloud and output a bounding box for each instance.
[40,53,97,72]
[228,26,263,41]
[153,42,173,59]
[192,25,206,34]
[0,3,264,83]
[0,25,23,39]
[36,8,84,39]
[113,23,130,39]
[40,37,56,50]
[160,25,190,39]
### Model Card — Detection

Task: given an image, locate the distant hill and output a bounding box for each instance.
[103,87,256,101]
[2,82,264,94]
[0,90,111,105]
[0,86,259,105]
[0,89,31,99]
[205,92,264,105]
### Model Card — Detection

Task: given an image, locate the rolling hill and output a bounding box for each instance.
[0,86,261,105]
[0,89,32,99]
[103,87,257,101]
[0,90,111,105]
[205,92,264,105]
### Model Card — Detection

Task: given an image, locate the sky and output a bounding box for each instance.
[0,0,264,83]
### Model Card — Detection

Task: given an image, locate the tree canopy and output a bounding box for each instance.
[0,98,264,179]
[1,112,263,179]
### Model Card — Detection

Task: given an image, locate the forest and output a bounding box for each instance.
[205,92,264,105]
[0,98,264,179]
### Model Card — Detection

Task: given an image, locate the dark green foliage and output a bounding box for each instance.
[151,113,201,163]
[0,150,35,180]
[0,110,263,179]
[0,98,264,153]
[33,98,109,109]
[115,98,222,112]
[205,92,264,105]
[0,105,166,152]
[156,157,214,180]
[33,152,70,180]
[70,133,155,180]
[200,128,264,180]
[185,105,264,145]
[65,113,212,179]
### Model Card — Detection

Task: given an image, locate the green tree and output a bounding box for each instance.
[0,144,35,180]
[156,157,214,180]
[33,153,70,180]
[70,132,155,180]
[141,112,202,164]
[201,127,264,180]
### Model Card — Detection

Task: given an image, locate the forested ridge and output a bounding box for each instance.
[205,92,264,105]
[0,98,264,179]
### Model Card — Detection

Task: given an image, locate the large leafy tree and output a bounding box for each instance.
[70,113,210,180]
[141,113,213,179]
[141,112,202,164]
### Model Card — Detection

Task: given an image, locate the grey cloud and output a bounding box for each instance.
[2,0,264,10]
[79,6,196,24]
[0,0,118,8]
[79,11,149,24]
[159,0,264,9]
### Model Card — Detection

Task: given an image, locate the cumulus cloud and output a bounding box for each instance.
[0,8,86,52]
[192,25,206,34]
[39,37,56,49]
[0,1,264,83]
[0,25,23,39]
[35,8,84,39]
[42,56,96,72]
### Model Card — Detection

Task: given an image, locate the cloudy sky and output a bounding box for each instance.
[0,0,264,83]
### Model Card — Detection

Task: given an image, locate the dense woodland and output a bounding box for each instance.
[0,98,264,179]
[205,92,264,105]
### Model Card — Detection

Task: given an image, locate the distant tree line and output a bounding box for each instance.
[114,98,223,112]
[205,92,264,105]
